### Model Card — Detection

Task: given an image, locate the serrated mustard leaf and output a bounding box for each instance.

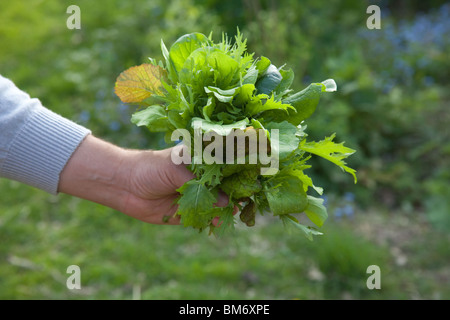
[245,94,294,118]
[233,84,255,107]
[176,180,217,228]
[300,133,357,183]
[280,215,323,241]
[211,204,236,237]
[193,163,224,187]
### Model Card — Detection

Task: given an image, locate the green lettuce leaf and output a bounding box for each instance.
[242,65,259,85]
[131,105,169,132]
[204,85,239,103]
[191,117,249,136]
[169,32,210,74]
[264,175,308,215]
[304,195,327,227]
[255,64,282,95]
[275,68,294,96]
[263,80,336,125]
[264,121,299,160]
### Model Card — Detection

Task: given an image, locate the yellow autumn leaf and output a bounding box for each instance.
[114,63,168,103]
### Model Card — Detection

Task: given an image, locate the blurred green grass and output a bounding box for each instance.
[1,180,448,299]
[1,0,449,299]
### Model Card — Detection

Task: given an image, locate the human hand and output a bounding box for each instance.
[121,144,230,224]
[59,136,230,225]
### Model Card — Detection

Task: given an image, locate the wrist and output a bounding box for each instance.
[58,135,135,212]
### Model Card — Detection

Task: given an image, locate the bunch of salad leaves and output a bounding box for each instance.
[114,31,357,239]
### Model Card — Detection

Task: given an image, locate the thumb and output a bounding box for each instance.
[164,144,195,189]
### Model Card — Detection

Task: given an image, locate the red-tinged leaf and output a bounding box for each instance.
[115,63,168,103]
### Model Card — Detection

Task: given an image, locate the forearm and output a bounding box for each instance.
[0,75,91,194]
[58,135,135,212]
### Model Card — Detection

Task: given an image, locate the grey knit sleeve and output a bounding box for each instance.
[0,74,91,195]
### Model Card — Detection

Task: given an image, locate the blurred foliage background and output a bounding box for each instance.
[0,0,448,299]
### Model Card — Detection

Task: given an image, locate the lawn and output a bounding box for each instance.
[1,179,448,299]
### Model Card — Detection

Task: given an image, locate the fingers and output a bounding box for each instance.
[162,214,182,225]
[215,190,229,207]
[211,205,239,227]
[212,216,221,227]
[211,191,239,227]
